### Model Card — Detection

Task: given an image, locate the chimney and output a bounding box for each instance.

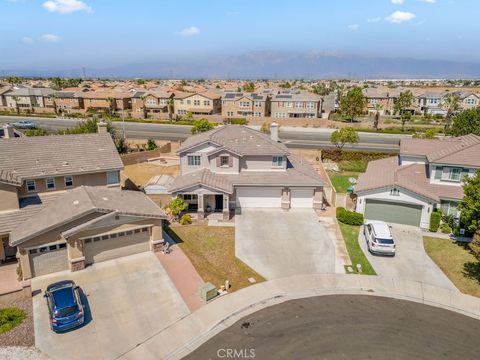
[97,121,107,134]
[3,124,15,139]
[270,121,279,142]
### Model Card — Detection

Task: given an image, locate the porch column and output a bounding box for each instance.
[150,219,165,252]
[222,194,229,221]
[313,187,324,209]
[281,187,291,210]
[197,194,205,219]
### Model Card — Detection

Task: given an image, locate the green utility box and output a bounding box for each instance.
[200,283,218,302]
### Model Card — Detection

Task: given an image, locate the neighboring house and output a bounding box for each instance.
[363,88,394,115]
[355,134,480,229]
[0,123,124,265]
[222,92,271,118]
[457,92,480,110]
[270,92,323,118]
[417,92,447,116]
[50,91,85,112]
[4,87,54,111]
[131,90,175,118]
[169,124,325,221]
[83,91,133,113]
[173,92,222,116]
[0,85,12,107]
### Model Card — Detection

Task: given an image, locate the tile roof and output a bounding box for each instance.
[0,133,123,185]
[10,186,166,246]
[355,157,464,202]
[5,87,54,97]
[271,92,322,102]
[174,92,221,100]
[178,125,290,156]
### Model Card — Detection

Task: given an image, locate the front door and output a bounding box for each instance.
[215,195,223,212]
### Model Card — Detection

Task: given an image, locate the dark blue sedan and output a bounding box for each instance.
[44,280,85,332]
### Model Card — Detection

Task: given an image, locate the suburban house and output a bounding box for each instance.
[168,124,325,220]
[355,134,480,228]
[417,92,446,116]
[173,92,222,116]
[221,92,271,118]
[50,90,85,113]
[0,123,123,267]
[83,91,133,113]
[0,85,12,107]
[131,90,175,118]
[270,92,323,118]
[4,87,54,112]
[363,88,394,115]
[457,92,480,110]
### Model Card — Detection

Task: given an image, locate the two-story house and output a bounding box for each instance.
[417,92,446,116]
[83,91,133,113]
[168,124,325,221]
[5,87,54,113]
[355,134,480,228]
[222,92,271,118]
[49,90,85,113]
[131,90,175,118]
[173,92,222,116]
[271,92,323,119]
[458,92,480,110]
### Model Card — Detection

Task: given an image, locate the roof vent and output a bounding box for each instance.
[102,197,108,201]
[73,200,79,205]
[62,161,69,166]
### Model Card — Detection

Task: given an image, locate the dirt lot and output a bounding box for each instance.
[122,162,180,189]
[0,297,34,347]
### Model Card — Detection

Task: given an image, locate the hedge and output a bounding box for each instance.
[336,207,364,226]
[322,149,392,162]
[429,209,442,232]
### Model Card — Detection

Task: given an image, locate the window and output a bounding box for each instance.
[58,243,66,249]
[134,229,141,234]
[29,249,38,254]
[49,245,57,251]
[146,98,156,105]
[239,101,249,108]
[255,101,262,107]
[253,112,261,117]
[186,100,191,105]
[26,179,36,192]
[307,101,314,109]
[85,238,92,244]
[390,188,400,196]
[441,201,459,217]
[466,98,476,105]
[183,194,198,201]
[101,235,109,240]
[272,156,283,168]
[141,228,148,232]
[110,233,117,238]
[203,100,210,106]
[220,155,229,167]
[193,100,200,106]
[442,167,462,182]
[286,102,292,108]
[118,232,125,237]
[45,178,55,190]
[188,155,201,166]
[106,171,119,185]
[64,176,73,188]
[295,101,302,108]
[126,230,133,235]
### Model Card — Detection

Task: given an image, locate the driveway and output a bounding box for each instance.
[235,209,335,279]
[359,224,456,289]
[32,252,190,360]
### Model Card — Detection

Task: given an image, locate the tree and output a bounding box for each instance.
[164,197,188,218]
[458,170,480,235]
[243,82,255,92]
[440,93,460,131]
[312,83,329,96]
[450,107,480,136]
[393,90,414,131]
[11,96,20,115]
[105,97,115,116]
[330,127,359,150]
[191,118,214,134]
[373,103,383,130]
[23,128,49,136]
[166,98,174,120]
[146,139,157,151]
[115,137,128,154]
[279,81,291,89]
[49,93,58,114]
[339,86,366,122]
[139,95,147,119]
[63,118,116,137]
[6,76,21,86]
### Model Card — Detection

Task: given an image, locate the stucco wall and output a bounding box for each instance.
[0,182,19,212]
[240,155,287,171]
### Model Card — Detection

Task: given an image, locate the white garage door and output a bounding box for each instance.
[85,228,150,265]
[29,243,68,277]
[290,188,314,208]
[236,187,282,208]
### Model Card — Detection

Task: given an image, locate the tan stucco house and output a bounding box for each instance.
[173,92,221,116]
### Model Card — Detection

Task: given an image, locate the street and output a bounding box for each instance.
[0,115,402,152]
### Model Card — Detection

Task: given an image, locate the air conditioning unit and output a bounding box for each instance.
[199,283,218,302]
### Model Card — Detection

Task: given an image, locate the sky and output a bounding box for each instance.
[0,0,479,71]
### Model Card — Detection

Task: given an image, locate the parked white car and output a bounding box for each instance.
[364,221,395,256]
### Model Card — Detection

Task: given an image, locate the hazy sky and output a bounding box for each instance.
[1,0,479,70]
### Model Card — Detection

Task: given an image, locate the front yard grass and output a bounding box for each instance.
[0,307,26,334]
[338,223,376,275]
[166,225,265,291]
[330,174,358,193]
[423,236,480,297]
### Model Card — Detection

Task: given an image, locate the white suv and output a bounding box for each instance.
[364,221,396,256]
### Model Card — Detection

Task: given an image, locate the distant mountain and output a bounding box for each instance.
[3,51,480,79]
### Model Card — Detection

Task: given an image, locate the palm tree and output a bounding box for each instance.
[105,97,115,116]
[139,95,147,119]
[440,93,461,132]
[49,93,58,114]
[373,103,383,131]
[11,96,20,115]
[166,98,174,120]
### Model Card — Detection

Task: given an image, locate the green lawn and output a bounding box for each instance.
[0,307,26,334]
[338,223,376,275]
[330,174,358,193]
[166,225,265,292]
[339,160,368,173]
[423,236,480,297]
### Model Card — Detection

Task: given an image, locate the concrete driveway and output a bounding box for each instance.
[359,224,456,289]
[235,209,335,279]
[32,252,189,360]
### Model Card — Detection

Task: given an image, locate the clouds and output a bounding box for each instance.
[179,26,200,37]
[347,24,359,31]
[391,0,404,4]
[22,37,34,44]
[42,0,92,14]
[385,10,416,23]
[40,34,61,42]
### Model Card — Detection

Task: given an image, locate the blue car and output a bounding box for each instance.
[44,280,85,332]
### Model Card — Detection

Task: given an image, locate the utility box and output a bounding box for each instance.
[200,283,218,302]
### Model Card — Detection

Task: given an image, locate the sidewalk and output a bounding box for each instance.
[156,232,205,312]
[120,274,480,360]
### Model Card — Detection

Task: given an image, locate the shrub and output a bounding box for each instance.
[429,209,442,232]
[322,150,391,162]
[224,118,248,125]
[440,223,452,234]
[146,139,157,151]
[179,214,192,225]
[164,197,188,217]
[336,207,364,226]
[0,307,26,334]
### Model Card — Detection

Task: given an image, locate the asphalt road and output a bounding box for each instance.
[0,115,403,152]
[184,295,480,360]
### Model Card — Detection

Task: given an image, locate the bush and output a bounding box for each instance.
[179,214,192,225]
[429,209,442,232]
[0,307,26,334]
[322,150,391,162]
[440,223,452,234]
[336,207,364,226]
[224,118,248,125]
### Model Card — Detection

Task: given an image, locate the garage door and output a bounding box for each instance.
[236,187,282,208]
[291,188,314,208]
[29,244,68,277]
[365,199,422,226]
[85,228,150,265]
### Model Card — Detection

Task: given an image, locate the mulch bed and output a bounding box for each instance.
[0,297,34,347]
